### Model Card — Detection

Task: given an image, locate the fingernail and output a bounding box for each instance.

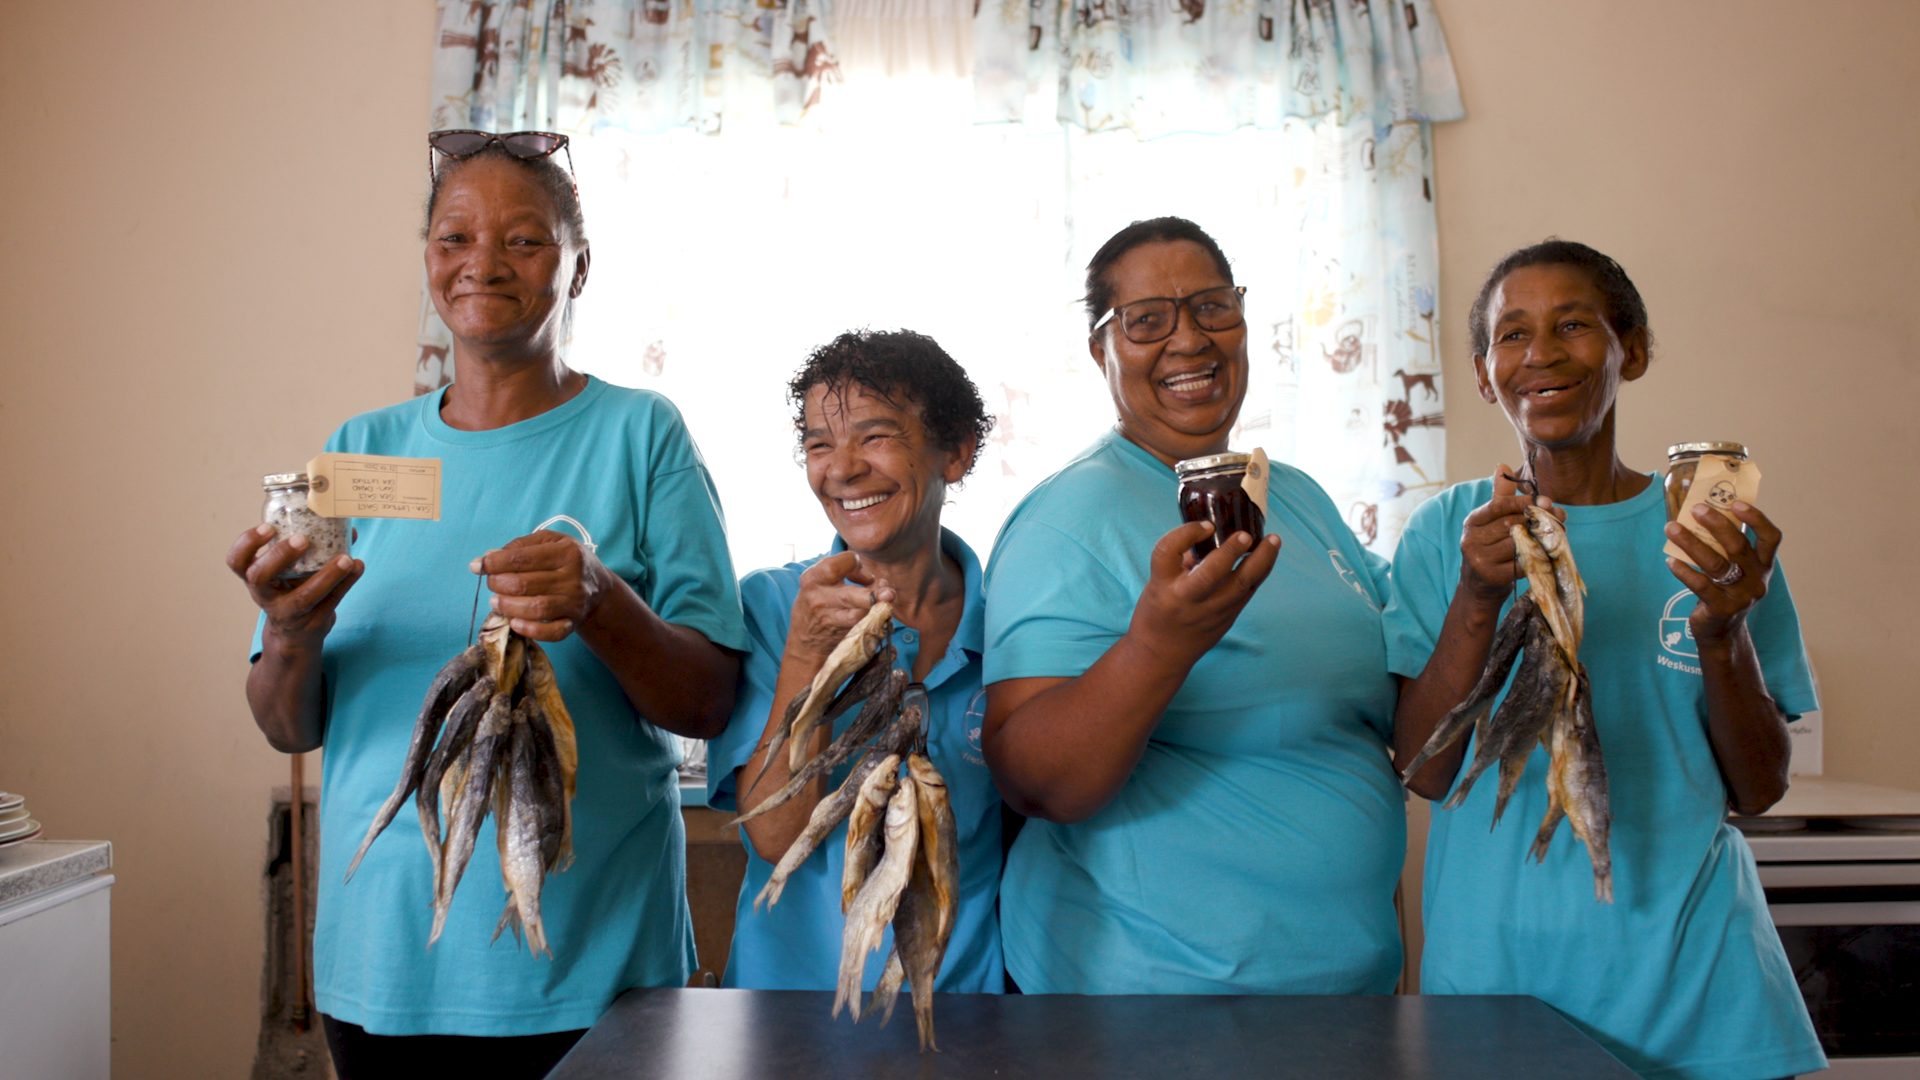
[1664,523,1680,537]
[336,555,352,569]
[469,557,483,573]
[1694,504,1712,518]
[287,533,308,549]
[489,596,500,611]
[256,523,274,536]
[1732,501,1750,511]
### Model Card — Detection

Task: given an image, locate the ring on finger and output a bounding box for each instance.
[1712,562,1744,587]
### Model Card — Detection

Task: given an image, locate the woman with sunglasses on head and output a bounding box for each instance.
[224,131,747,1078]
[1384,240,1822,1079]
[703,330,1007,996]
[981,217,1404,995]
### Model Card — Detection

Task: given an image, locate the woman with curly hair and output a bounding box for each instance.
[704,329,1005,993]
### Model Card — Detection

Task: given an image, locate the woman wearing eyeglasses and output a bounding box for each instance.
[703,330,1006,996]
[225,131,747,1076]
[981,217,1404,994]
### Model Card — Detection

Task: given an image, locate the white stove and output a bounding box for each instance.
[1735,778,1920,1077]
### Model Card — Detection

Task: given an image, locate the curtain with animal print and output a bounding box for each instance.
[974,0,1462,551]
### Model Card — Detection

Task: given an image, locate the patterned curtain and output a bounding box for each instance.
[975,0,1463,552]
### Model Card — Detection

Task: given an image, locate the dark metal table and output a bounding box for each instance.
[549,989,1636,1079]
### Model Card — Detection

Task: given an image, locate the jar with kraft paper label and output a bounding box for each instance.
[262,472,349,578]
[1664,443,1749,521]
[1175,452,1265,560]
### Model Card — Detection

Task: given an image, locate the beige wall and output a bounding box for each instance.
[0,2,434,1075]
[1,1,1915,1074]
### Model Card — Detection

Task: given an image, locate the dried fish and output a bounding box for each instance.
[1401,594,1535,784]
[787,603,895,771]
[431,689,512,945]
[1533,669,1613,902]
[414,674,496,892]
[835,775,919,1022]
[751,643,897,798]
[760,754,898,912]
[494,699,565,956]
[346,644,485,882]
[735,668,907,828]
[841,766,892,913]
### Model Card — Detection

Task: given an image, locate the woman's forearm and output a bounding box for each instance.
[985,633,1196,824]
[1392,585,1506,800]
[247,627,329,753]
[575,575,740,740]
[1697,623,1791,815]
[736,653,834,862]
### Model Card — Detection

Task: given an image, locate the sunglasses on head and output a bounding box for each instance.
[427,130,575,186]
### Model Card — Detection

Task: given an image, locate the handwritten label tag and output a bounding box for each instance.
[305,452,442,520]
[1241,448,1270,512]
[1662,454,1762,568]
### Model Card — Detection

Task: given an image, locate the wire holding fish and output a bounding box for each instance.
[735,612,958,1051]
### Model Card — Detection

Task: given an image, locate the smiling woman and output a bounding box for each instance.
[978,217,1407,996]
[703,329,1010,997]
[1383,239,1825,1079]
[225,135,750,1079]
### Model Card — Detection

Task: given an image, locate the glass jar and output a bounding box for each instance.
[1175,453,1266,560]
[1664,443,1749,521]
[262,472,349,578]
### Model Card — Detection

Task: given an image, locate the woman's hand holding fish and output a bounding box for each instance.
[1458,466,1559,607]
[474,530,615,643]
[1665,501,1780,642]
[782,553,896,673]
[228,523,366,754]
[478,530,739,739]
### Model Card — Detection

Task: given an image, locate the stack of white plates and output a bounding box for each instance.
[0,794,41,846]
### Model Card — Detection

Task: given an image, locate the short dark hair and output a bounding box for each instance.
[788,330,993,478]
[423,144,588,247]
[1083,217,1234,328]
[1467,239,1649,359]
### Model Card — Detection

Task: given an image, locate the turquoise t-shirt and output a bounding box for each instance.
[1382,476,1824,1080]
[250,377,749,1036]
[982,428,1405,995]
[705,529,1004,993]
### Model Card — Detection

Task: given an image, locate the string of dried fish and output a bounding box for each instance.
[783,602,895,771]
[349,611,579,948]
[1403,505,1613,901]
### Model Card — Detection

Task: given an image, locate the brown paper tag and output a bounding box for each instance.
[1661,454,1762,568]
[1241,448,1270,512]
[305,452,442,520]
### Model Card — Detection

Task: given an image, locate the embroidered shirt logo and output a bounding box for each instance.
[1657,588,1703,675]
[962,688,987,765]
[1328,550,1379,611]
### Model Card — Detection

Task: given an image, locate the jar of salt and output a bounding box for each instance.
[262,473,349,578]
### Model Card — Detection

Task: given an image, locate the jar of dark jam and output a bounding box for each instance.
[1664,442,1748,521]
[1175,453,1266,560]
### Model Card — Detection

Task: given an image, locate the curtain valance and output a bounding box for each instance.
[974,0,1463,138]
[429,0,843,135]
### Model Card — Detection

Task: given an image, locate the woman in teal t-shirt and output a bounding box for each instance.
[705,329,1004,994]
[1383,240,1823,1079]
[983,217,1405,994]
[225,135,747,1077]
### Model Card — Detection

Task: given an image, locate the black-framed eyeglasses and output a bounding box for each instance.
[428,130,575,186]
[1093,285,1248,344]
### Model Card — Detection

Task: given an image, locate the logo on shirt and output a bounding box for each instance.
[1657,589,1703,675]
[1327,550,1379,611]
[962,688,987,765]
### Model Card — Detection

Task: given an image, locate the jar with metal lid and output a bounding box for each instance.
[1175,452,1266,560]
[1664,442,1748,521]
[262,473,349,578]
